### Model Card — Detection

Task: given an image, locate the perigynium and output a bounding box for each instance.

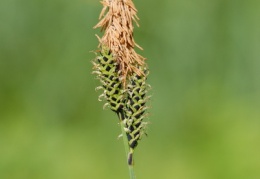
[92,0,150,178]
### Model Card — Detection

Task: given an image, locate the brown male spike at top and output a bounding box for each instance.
[94,0,146,86]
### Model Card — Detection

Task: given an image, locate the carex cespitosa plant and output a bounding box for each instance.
[92,0,150,178]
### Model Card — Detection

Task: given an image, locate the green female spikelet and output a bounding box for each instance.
[93,46,125,114]
[125,67,149,165]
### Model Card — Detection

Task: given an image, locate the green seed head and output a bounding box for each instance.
[93,46,125,113]
[124,67,150,164]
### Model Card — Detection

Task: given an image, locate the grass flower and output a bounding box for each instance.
[92,0,150,178]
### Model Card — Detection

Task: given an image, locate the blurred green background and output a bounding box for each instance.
[1,0,260,178]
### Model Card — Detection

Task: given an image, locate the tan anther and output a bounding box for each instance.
[94,0,146,86]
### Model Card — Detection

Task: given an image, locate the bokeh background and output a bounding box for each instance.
[1,0,260,178]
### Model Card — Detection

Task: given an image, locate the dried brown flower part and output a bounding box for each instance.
[94,0,146,86]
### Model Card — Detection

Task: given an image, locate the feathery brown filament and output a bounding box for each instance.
[93,0,150,167]
[94,0,146,85]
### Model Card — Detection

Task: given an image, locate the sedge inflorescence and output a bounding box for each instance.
[92,0,150,165]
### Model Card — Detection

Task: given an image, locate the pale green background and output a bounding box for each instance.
[1,0,260,178]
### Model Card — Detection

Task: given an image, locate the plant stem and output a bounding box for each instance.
[118,112,136,179]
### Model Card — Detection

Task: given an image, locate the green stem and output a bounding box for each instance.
[118,112,136,179]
